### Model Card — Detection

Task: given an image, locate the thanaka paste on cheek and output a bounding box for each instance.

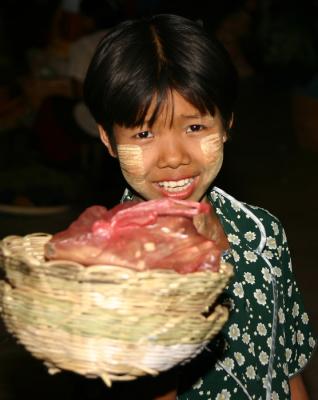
[117,144,148,192]
[199,133,224,187]
[200,134,223,163]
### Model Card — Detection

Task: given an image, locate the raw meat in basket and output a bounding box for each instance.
[45,198,222,274]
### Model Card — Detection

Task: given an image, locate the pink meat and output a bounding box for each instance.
[45,199,221,273]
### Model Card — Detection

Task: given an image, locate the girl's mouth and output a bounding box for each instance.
[155,177,197,199]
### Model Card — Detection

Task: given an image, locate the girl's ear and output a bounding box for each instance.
[223,113,234,143]
[98,125,117,158]
[229,113,234,129]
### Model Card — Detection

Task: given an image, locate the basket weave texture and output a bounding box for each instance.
[0,233,234,386]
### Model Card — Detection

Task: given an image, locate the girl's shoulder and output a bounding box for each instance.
[210,187,285,241]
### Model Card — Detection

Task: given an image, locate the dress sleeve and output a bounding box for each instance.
[278,224,317,377]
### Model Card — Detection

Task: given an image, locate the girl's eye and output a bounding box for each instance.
[135,131,154,139]
[186,124,204,133]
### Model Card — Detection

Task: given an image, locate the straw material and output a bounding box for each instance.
[0,233,234,386]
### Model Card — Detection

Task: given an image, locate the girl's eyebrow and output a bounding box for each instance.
[139,113,212,126]
[179,113,210,119]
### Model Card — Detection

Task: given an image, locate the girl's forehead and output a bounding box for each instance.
[144,90,209,125]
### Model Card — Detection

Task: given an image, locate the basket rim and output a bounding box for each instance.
[0,233,234,279]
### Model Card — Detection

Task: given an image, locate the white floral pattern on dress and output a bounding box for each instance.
[244,231,256,242]
[246,365,256,379]
[228,323,241,340]
[243,272,255,284]
[234,352,246,366]
[253,289,267,305]
[259,351,269,365]
[257,323,267,336]
[216,389,231,400]
[233,282,244,298]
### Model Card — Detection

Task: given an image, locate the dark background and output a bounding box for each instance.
[0,1,317,399]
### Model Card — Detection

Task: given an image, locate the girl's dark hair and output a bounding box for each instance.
[83,14,238,136]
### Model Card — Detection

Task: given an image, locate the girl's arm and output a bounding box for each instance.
[290,374,309,400]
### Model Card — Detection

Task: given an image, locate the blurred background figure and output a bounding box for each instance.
[0,0,125,211]
[22,0,124,198]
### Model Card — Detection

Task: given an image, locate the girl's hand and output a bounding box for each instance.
[193,202,229,252]
[154,388,177,400]
[290,374,309,400]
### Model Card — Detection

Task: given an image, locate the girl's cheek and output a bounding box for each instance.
[199,134,224,189]
[200,134,223,163]
[117,144,150,194]
[117,144,145,177]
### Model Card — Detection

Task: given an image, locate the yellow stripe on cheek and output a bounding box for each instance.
[200,134,223,163]
[117,144,145,177]
[117,145,148,194]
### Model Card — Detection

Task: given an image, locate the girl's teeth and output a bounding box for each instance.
[158,178,194,191]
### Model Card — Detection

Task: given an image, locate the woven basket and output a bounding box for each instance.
[0,233,234,386]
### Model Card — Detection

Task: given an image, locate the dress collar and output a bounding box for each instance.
[208,186,267,255]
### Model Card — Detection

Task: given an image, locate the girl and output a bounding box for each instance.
[83,14,316,400]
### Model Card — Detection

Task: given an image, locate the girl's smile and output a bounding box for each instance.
[154,176,198,200]
[99,90,228,202]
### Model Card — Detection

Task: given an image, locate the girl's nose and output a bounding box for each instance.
[157,135,191,169]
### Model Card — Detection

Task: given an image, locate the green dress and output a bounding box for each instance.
[121,187,316,400]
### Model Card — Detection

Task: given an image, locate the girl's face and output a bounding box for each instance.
[99,91,228,202]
